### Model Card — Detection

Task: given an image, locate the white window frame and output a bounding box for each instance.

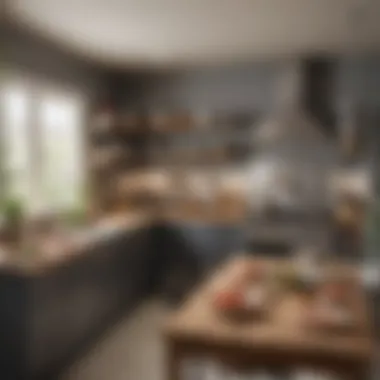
[0,69,88,215]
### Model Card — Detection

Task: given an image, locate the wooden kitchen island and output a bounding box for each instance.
[164,256,375,380]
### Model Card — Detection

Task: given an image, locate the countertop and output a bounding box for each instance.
[0,209,246,276]
[0,212,154,276]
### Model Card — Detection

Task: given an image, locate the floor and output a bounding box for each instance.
[60,299,168,380]
[60,299,378,380]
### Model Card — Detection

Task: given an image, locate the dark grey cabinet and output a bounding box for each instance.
[0,221,245,378]
[0,226,153,380]
[156,221,245,302]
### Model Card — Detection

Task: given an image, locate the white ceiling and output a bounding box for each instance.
[6,0,380,68]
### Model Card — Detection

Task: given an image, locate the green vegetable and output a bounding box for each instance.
[274,266,316,295]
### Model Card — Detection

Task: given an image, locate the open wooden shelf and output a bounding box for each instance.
[89,107,257,214]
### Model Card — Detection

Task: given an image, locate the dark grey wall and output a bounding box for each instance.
[1,20,109,98]
[336,58,380,108]
[128,62,282,113]
[125,57,380,117]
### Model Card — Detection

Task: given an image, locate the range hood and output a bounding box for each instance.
[248,58,339,215]
[255,58,336,145]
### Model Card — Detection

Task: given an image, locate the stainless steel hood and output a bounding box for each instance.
[255,58,336,145]
[248,58,339,215]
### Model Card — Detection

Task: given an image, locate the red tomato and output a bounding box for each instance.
[214,290,245,310]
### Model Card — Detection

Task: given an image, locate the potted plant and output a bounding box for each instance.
[0,197,24,244]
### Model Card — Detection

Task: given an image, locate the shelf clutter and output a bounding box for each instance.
[89,106,257,219]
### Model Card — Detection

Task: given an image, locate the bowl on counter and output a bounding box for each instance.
[213,262,273,323]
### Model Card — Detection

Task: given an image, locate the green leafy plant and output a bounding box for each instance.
[62,207,87,227]
[0,197,24,243]
[1,197,24,225]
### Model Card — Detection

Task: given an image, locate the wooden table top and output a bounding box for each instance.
[164,255,375,364]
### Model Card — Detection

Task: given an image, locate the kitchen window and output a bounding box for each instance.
[0,72,86,215]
